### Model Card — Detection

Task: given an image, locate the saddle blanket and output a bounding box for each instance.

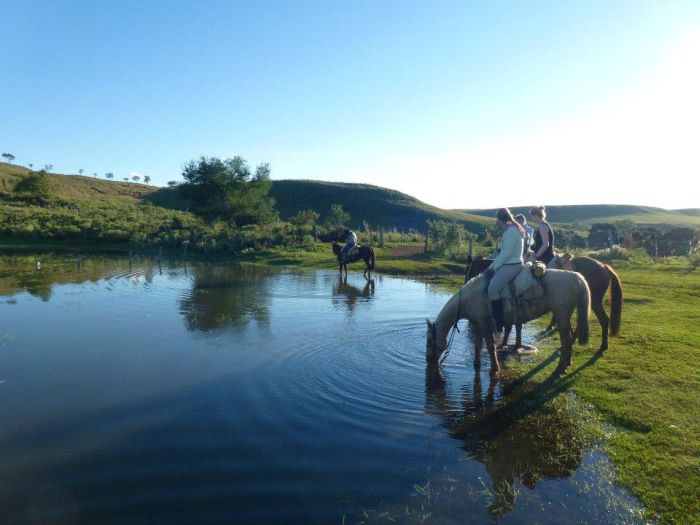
[499,262,546,306]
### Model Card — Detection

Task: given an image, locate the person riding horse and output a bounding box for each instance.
[483,208,526,332]
[340,227,357,263]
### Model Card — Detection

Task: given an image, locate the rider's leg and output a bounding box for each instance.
[487,264,522,332]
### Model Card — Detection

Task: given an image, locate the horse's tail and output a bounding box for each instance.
[369,247,375,270]
[577,277,591,345]
[606,264,623,336]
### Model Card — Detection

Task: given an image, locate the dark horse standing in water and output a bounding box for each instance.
[332,242,375,280]
[465,253,622,351]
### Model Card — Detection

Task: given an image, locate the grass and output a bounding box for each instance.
[494,260,700,524]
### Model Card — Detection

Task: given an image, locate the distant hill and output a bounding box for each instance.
[462,204,700,230]
[269,179,490,232]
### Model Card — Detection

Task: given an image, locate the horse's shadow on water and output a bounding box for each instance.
[424,346,604,517]
[332,276,375,312]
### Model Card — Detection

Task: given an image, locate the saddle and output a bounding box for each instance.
[499,262,547,319]
[341,245,360,263]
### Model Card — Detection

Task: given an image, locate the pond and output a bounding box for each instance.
[0,254,646,524]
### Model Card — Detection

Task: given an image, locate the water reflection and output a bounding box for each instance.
[179,264,271,331]
[332,276,374,312]
[424,366,585,516]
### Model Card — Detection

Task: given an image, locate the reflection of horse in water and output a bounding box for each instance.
[424,365,585,516]
[332,276,374,311]
[427,270,590,376]
[466,254,622,351]
[332,242,375,280]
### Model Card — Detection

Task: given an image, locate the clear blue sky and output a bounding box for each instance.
[2,0,699,209]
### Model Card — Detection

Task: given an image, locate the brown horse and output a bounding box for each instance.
[547,254,622,351]
[465,253,622,351]
[332,241,375,280]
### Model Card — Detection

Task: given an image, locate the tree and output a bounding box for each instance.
[123,177,129,182]
[323,203,350,231]
[2,153,15,163]
[79,169,84,175]
[144,175,151,184]
[93,172,98,178]
[132,175,140,183]
[167,180,178,188]
[15,170,51,199]
[290,209,320,228]
[588,223,617,249]
[44,164,53,172]
[105,172,114,180]
[28,163,33,169]
[179,156,277,225]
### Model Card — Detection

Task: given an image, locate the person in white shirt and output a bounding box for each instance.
[515,214,534,260]
[483,208,525,331]
[340,227,357,262]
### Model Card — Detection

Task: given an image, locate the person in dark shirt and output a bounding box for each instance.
[529,205,554,265]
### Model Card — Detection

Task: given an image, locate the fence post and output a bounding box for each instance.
[424,222,429,252]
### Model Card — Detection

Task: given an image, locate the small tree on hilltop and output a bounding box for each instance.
[132,175,140,183]
[144,175,151,184]
[79,169,84,175]
[2,153,15,163]
[105,172,114,180]
[44,164,53,172]
[123,177,129,182]
[167,180,178,188]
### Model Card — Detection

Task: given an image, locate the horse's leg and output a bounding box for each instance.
[502,325,511,348]
[473,329,483,369]
[591,294,609,352]
[546,314,556,332]
[484,329,501,377]
[555,317,573,373]
[515,323,522,349]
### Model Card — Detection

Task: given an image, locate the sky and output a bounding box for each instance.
[2,0,699,210]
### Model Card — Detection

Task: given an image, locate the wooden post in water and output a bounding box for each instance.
[464,238,474,284]
[424,222,429,253]
[158,246,163,262]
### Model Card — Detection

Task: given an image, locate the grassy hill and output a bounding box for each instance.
[269,179,490,232]
[462,204,700,230]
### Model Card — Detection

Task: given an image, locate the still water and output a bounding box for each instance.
[0,255,645,524]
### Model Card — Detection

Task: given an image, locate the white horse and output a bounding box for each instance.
[426,270,591,376]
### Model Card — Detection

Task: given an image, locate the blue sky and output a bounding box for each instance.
[2,0,699,209]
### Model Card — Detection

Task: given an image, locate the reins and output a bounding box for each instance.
[436,285,463,364]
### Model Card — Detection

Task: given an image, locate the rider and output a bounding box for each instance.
[340,227,357,262]
[483,208,525,332]
[515,214,534,260]
[529,205,555,265]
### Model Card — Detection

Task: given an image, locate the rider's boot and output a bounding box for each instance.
[490,299,504,333]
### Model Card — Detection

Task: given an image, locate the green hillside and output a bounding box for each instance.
[270,179,490,232]
[462,204,700,230]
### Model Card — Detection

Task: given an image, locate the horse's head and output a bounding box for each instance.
[549,252,574,270]
[425,319,445,364]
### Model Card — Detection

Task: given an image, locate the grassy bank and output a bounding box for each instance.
[483,261,700,524]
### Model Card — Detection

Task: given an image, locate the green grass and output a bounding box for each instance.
[483,261,700,524]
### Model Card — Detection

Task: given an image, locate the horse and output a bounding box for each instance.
[465,254,622,352]
[547,254,622,351]
[332,241,375,280]
[426,269,590,377]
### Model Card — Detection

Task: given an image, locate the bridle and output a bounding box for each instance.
[429,286,463,364]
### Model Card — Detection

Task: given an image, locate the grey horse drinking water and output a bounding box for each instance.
[426,269,591,377]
